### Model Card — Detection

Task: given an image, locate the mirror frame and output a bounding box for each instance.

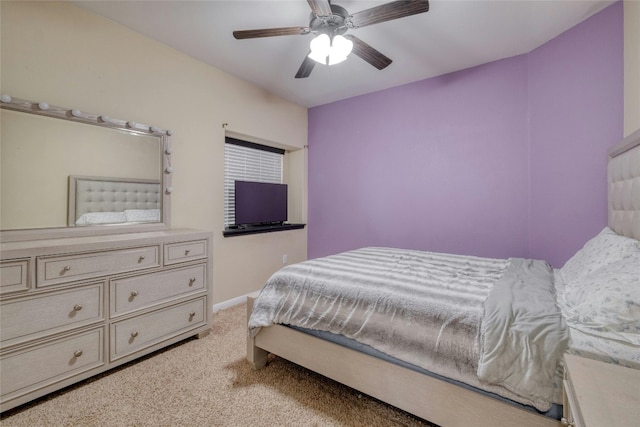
[0,95,172,242]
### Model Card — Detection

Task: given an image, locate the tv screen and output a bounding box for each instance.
[234,180,287,226]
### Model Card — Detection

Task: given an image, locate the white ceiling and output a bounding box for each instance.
[75,0,615,108]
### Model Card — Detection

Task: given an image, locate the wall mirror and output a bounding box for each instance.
[0,95,172,242]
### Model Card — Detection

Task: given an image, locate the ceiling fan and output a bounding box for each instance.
[232,0,430,78]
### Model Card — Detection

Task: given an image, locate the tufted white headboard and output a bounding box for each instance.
[608,129,640,240]
[68,175,161,226]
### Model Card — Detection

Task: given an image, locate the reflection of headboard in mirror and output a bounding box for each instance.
[0,95,173,242]
[69,176,161,227]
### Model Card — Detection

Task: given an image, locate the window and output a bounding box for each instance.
[224,137,284,227]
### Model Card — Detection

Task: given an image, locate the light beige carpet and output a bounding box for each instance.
[1,303,437,427]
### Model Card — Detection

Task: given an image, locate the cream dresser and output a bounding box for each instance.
[0,229,213,412]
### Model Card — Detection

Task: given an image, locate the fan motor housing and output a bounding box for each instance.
[309,4,349,36]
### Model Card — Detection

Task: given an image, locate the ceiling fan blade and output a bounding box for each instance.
[295,54,316,79]
[233,27,309,39]
[307,0,332,17]
[344,35,392,70]
[349,0,429,28]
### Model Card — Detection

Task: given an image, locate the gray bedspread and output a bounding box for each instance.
[249,247,567,411]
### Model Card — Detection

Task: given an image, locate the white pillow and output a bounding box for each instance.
[560,227,640,284]
[562,254,640,345]
[124,209,160,222]
[75,211,127,225]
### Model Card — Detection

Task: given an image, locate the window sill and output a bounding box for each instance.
[222,223,306,237]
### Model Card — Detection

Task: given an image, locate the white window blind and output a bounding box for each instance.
[224,138,283,227]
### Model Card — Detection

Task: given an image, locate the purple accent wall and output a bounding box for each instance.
[308,3,623,266]
[308,56,531,259]
[527,2,623,266]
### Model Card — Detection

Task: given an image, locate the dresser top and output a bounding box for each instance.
[1,228,211,259]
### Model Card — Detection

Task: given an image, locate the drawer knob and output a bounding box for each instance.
[189,311,196,319]
[63,265,71,272]
[73,304,83,311]
[130,331,139,338]
[130,290,139,297]
[73,349,83,358]
[138,255,146,262]
[184,249,191,256]
[189,277,196,285]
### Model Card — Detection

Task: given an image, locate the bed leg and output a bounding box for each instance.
[247,293,268,370]
[247,337,268,370]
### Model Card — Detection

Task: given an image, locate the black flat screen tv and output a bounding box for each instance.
[234,180,287,226]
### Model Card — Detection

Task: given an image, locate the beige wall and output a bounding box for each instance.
[625,0,640,136]
[0,1,308,304]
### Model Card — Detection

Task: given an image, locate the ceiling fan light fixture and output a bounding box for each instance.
[331,34,353,61]
[233,0,430,77]
[308,34,353,66]
[308,33,331,64]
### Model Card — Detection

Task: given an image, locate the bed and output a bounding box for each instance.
[246,129,640,427]
[68,175,161,226]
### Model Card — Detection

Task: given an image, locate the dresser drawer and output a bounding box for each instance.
[37,245,160,287]
[1,327,105,402]
[111,264,206,317]
[1,283,104,346]
[164,240,207,265]
[0,259,30,294]
[110,297,206,360]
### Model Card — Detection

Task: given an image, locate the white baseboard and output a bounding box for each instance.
[212,292,255,313]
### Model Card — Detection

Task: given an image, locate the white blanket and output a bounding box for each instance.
[478,258,568,409]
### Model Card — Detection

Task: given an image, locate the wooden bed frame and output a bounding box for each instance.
[246,129,640,427]
[247,296,558,427]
